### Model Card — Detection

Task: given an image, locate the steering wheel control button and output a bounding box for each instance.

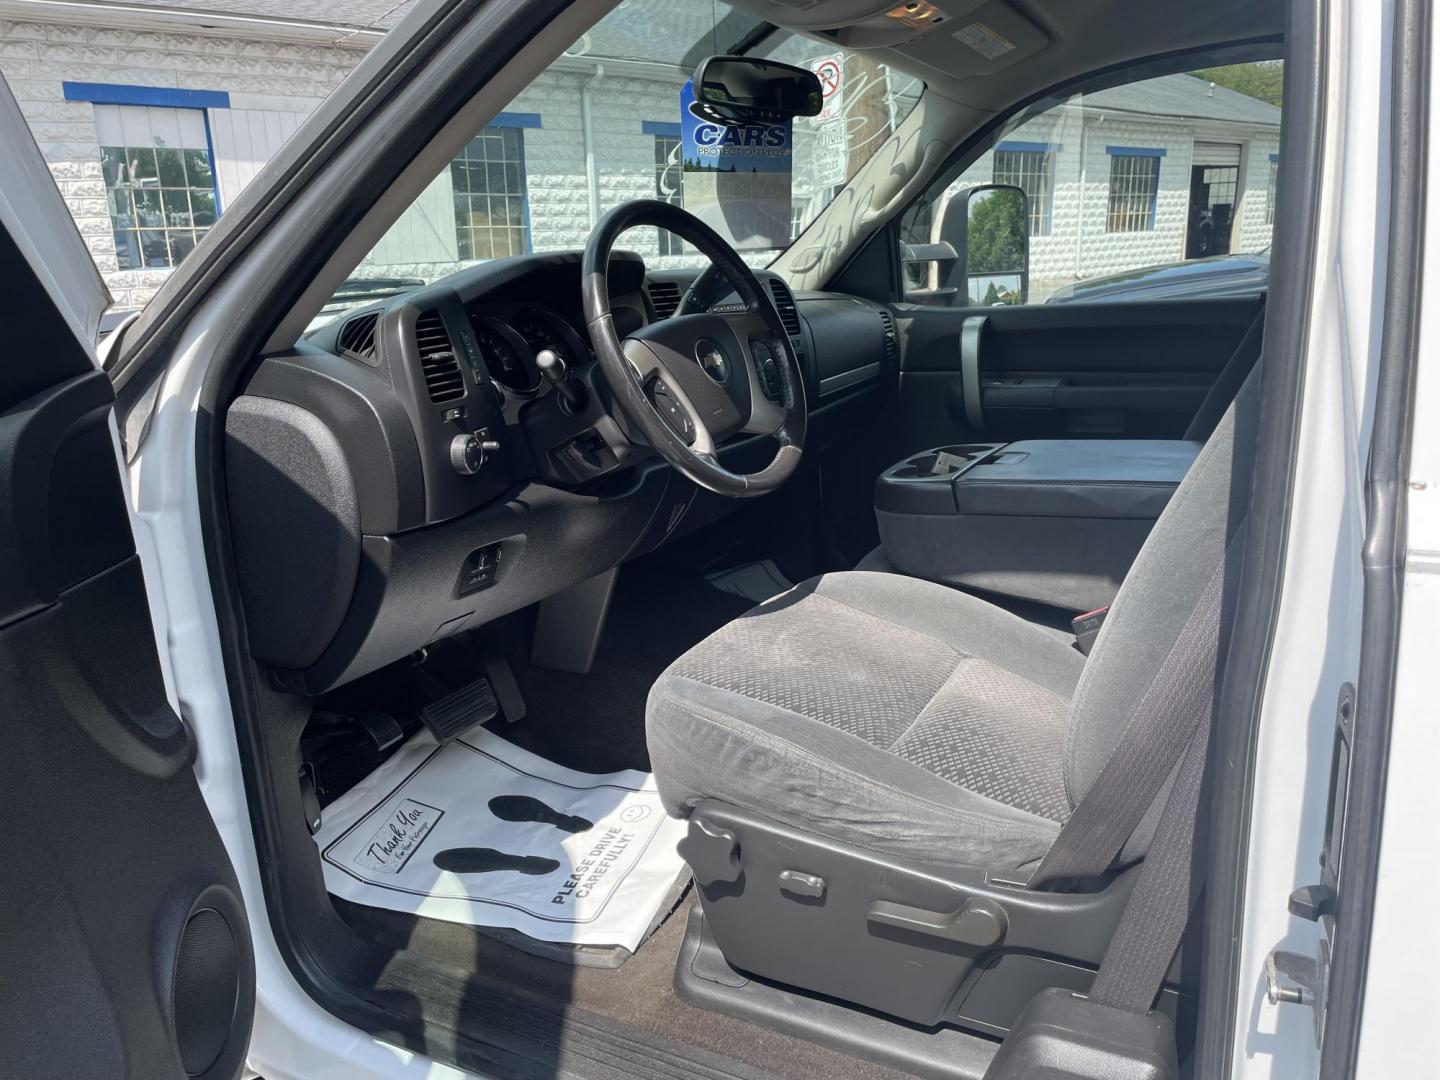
[695,338,730,384]
[650,382,696,444]
[748,340,784,402]
[449,433,500,475]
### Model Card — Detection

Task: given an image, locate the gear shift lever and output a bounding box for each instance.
[536,349,586,413]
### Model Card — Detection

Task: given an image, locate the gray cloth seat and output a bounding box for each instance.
[648,572,1084,869]
[647,368,1258,874]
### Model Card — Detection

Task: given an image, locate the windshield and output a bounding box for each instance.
[333,0,920,314]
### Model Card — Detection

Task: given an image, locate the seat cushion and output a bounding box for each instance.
[854,545,1080,645]
[647,571,1086,870]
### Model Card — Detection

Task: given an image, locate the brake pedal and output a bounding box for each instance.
[419,678,499,743]
[480,653,526,725]
[354,710,404,752]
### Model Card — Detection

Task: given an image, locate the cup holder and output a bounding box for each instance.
[888,444,1000,479]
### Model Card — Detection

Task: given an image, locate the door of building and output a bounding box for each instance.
[1186,141,1242,258]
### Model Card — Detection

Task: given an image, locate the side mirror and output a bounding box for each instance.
[691,55,823,126]
[940,184,1029,306]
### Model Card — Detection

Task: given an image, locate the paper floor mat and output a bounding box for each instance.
[315,727,688,951]
[705,558,794,603]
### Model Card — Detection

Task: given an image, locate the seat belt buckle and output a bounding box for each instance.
[1071,606,1109,655]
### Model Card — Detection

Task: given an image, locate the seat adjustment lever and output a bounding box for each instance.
[866,896,1008,947]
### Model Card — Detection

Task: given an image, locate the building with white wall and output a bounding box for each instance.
[941,74,1281,299]
[0,0,1279,310]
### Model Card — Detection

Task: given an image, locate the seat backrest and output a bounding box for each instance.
[1184,306,1266,441]
[1063,362,1261,855]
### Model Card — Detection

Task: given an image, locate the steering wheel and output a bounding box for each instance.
[581,199,807,497]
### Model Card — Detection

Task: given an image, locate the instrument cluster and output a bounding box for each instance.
[468,304,591,395]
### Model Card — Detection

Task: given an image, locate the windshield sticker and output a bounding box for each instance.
[807,53,845,123]
[680,80,793,251]
[954,21,1016,60]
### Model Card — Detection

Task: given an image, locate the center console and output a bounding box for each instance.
[874,439,1201,612]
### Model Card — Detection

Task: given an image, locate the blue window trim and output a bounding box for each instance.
[492,111,541,130]
[1105,145,1166,158]
[203,112,224,215]
[63,82,230,109]
[643,120,682,138]
[995,140,1061,154]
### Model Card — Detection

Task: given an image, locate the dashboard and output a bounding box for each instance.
[224,250,898,695]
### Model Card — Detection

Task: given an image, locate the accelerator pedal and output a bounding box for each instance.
[419,678,499,743]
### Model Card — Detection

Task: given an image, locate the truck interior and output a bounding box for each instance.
[163,0,1304,1075]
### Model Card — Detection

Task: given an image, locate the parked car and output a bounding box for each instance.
[1047,250,1270,304]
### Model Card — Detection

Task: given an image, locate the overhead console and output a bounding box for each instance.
[875,438,1201,612]
[735,0,1048,73]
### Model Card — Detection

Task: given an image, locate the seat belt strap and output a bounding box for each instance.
[1086,717,1211,1011]
[1030,527,1238,889]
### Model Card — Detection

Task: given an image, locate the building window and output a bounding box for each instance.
[790,197,812,241]
[992,146,1053,236]
[653,133,684,256]
[452,126,529,260]
[1265,157,1279,225]
[1106,150,1162,232]
[102,144,218,269]
[92,101,219,271]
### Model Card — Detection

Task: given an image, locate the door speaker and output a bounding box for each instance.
[171,907,240,1076]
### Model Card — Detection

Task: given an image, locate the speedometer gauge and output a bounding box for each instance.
[471,317,540,394]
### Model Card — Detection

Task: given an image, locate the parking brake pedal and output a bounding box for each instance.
[419,678,499,743]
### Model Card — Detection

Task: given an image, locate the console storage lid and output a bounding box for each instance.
[953,440,1201,519]
[874,439,1201,613]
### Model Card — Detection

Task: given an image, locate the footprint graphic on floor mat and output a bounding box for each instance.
[488,795,593,834]
[433,847,560,875]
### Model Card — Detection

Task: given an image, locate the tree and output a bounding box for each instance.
[966,189,1026,274]
[1191,61,1284,107]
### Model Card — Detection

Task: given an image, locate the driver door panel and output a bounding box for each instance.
[0,110,255,1080]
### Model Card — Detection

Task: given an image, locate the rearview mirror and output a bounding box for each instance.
[691,55,823,125]
[942,184,1030,306]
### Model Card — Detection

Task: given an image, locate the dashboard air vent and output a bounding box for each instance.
[877,307,899,366]
[648,280,681,319]
[336,311,379,362]
[768,279,801,338]
[414,310,465,404]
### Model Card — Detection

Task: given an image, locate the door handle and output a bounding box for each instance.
[960,316,988,433]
